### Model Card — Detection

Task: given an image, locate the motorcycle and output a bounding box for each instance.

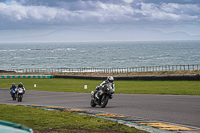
[17,87,24,102]
[11,88,16,100]
[90,83,114,108]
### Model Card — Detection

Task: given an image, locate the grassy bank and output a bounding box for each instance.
[1,70,200,77]
[1,78,200,95]
[0,104,147,133]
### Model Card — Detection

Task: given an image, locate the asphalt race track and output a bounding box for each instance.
[0,88,200,129]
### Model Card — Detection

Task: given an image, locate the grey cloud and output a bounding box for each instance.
[138,3,200,22]
[161,3,200,15]
[15,0,127,7]
[142,0,200,4]
[0,0,199,27]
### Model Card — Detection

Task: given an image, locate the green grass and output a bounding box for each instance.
[1,78,199,132]
[116,80,200,95]
[0,104,147,133]
[1,78,200,95]
[0,78,99,93]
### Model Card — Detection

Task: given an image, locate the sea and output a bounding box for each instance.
[0,40,200,70]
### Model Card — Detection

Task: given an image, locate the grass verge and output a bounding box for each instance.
[0,104,147,133]
[0,78,200,95]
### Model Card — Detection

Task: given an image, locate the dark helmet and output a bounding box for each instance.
[19,82,23,85]
[107,76,114,83]
[12,83,15,87]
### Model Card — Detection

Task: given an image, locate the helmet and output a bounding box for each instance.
[107,76,114,83]
[19,82,23,85]
[12,83,15,87]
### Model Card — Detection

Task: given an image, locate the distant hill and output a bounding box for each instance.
[0,27,200,42]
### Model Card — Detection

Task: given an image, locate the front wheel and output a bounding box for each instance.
[100,95,109,108]
[18,94,22,102]
[90,99,96,107]
[13,97,16,100]
[18,96,20,102]
[12,94,16,100]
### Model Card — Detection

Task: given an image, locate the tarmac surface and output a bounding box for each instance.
[0,88,199,129]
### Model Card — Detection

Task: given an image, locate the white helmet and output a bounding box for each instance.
[107,76,114,83]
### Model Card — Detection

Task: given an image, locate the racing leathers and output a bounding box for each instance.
[10,84,17,95]
[94,80,115,99]
[17,84,26,94]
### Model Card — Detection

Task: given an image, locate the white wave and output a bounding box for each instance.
[44,57,58,59]
[0,49,17,52]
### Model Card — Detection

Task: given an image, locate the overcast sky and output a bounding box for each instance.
[0,0,200,41]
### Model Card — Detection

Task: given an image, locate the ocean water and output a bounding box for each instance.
[0,40,200,70]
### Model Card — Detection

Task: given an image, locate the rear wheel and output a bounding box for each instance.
[100,95,109,108]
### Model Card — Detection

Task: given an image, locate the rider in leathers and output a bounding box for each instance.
[10,83,17,95]
[94,76,115,99]
[17,82,26,94]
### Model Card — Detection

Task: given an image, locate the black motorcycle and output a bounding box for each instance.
[17,87,24,102]
[90,83,114,108]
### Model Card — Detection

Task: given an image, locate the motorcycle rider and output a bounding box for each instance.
[94,76,115,99]
[17,82,26,94]
[10,83,17,95]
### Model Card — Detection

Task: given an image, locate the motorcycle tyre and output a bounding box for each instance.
[18,95,22,102]
[90,99,96,107]
[20,95,22,102]
[12,94,16,100]
[100,95,109,108]
[13,97,16,100]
